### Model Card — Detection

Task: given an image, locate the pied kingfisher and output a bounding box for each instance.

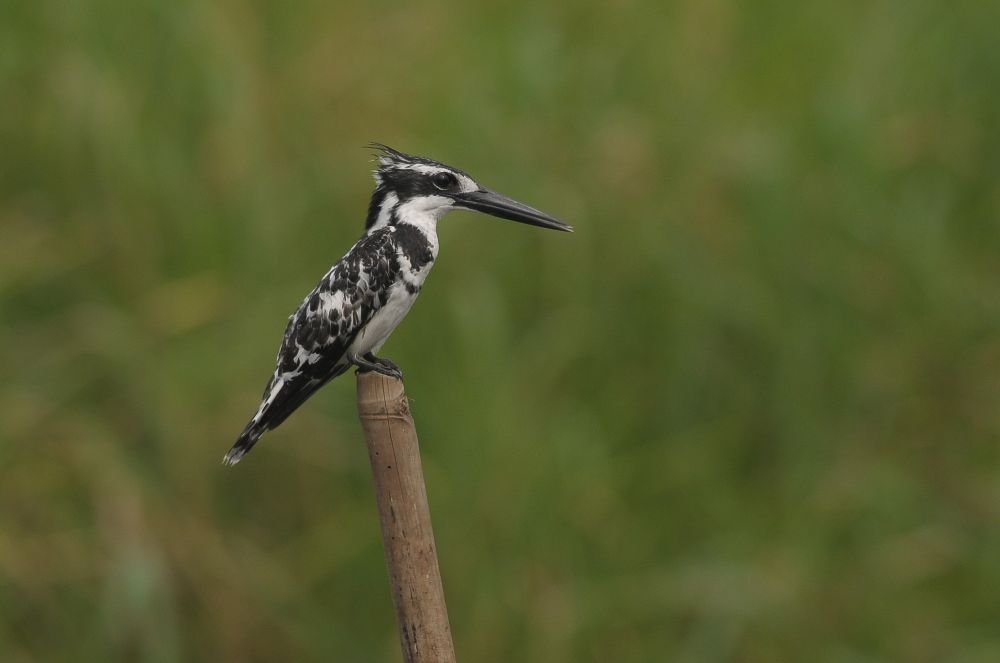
[224,145,572,465]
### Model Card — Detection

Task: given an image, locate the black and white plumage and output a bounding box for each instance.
[224,145,571,465]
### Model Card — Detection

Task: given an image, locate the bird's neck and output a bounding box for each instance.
[365,188,397,231]
[394,199,441,257]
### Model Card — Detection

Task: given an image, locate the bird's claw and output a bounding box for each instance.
[382,366,404,380]
[354,354,403,380]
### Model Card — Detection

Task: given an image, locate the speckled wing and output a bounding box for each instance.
[224,228,399,464]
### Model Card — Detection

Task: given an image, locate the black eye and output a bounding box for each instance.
[431,172,457,190]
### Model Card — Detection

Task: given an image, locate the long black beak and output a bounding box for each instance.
[453,189,573,232]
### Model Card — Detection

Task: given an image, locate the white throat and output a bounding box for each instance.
[394,196,446,251]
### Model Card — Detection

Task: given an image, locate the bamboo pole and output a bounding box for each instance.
[356,371,456,663]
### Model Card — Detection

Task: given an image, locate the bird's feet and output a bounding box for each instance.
[352,352,403,380]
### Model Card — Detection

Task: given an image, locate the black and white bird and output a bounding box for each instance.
[224,145,572,465]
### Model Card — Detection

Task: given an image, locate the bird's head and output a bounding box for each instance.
[364,144,572,233]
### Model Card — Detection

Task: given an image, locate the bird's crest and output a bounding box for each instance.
[368,143,418,168]
[366,143,471,184]
[369,143,422,178]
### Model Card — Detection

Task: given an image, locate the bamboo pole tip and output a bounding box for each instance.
[356,371,407,412]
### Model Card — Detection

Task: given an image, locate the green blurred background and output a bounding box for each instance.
[2,0,999,661]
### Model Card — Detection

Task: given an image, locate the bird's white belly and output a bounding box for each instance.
[348,284,418,357]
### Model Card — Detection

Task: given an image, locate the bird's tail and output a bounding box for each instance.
[224,374,286,466]
[224,418,268,466]
[224,363,349,466]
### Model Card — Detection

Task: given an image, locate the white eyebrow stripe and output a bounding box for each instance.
[393,163,446,175]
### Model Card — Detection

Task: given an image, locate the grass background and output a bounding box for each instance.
[2,0,999,661]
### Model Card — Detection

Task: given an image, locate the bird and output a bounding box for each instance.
[224,144,572,465]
